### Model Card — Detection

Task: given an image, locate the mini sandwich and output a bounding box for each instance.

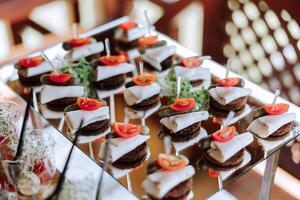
[124,74,160,111]
[201,127,253,171]
[93,55,135,91]
[158,98,209,143]
[99,123,150,171]
[143,154,195,200]
[247,103,296,141]
[169,57,211,89]
[63,37,104,62]
[142,44,176,72]
[209,77,251,118]
[64,98,110,142]
[14,56,52,87]
[40,73,84,114]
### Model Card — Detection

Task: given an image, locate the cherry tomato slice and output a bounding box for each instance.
[215,77,240,87]
[113,122,142,138]
[49,73,73,84]
[182,57,202,68]
[208,168,219,178]
[95,136,106,143]
[138,36,158,46]
[170,98,196,111]
[133,74,156,86]
[19,56,44,68]
[157,153,187,171]
[212,126,236,143]
[119,20,137,31]
[99,55,127,66]
[69,37,92,47]
[77,98,102,111]
[263,103,289,115]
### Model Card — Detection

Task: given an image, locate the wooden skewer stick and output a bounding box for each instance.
[42,52,58,73]
[225,59,232,79]
[73,23,78,39]
[272,89,280,105]
[144,10,152,36]
[176,76,182,100]
[104,38,111,57]
[164,136,171,155]
[139,61,144,77]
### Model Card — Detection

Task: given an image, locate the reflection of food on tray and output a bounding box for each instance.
[143,154,194,200]
[99,123,150,178]
[64,98,110,143]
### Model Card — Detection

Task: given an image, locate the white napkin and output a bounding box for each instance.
[160,111,209,133]
[247,113,296,138]
[209,87,252,105]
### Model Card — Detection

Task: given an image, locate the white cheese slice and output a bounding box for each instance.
[160,111,209,133]
[25,61,52,77]
[123,83,161,106]
[174,66,211,81]
[40,85,84,104]
[209,87,252,105]
[247,113,296,138]
[126,48,141,60]
[142,165,195,199]
[207,132,254,163]
[96,85,125,99]
[64,41,104,62]
[114,25,150,42]
[65,106,110,134]
[142,46,176,71]
[96,63,135,81]
[99,134,150,162]
[77,128,111,144]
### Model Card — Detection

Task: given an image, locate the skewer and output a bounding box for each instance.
[41,52,58,74]
[163,136,171,155]
[126,173,132,192]
[32,88,39,112]
[176,76,182,100]
[139,61,144,77]
[225,59,231,79]
[72,23,78,39]
[105,38,111,57]
[272,89,280,104]
[58,115,65,132]
[144,10,152,36]
[109,95,116,123]
[89,142,95,160]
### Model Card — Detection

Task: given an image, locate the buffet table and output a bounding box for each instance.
[0,16,300,200]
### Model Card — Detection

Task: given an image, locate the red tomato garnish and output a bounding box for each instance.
[157,153,187,171]
[138,36,158,46]
[18,56,44,68]
[215,77,240,87]
[49,73,72,84]
[208,168,219,178]
[212,126,236,143]
[77,98,102,111]
[215,78,240,87]
[69,37,92,47]
[95,136,106,143]
[99,55,127,66]
[133,74,156,86]
[170,98,196,111]
[182,57,202,68]
[119,20,137,31]
[113,122,142,138]
[263,103,289,115]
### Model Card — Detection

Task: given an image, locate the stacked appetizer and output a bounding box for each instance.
[158,98,209,151]
[248,103,296,141]
[63,36,104,62]
[142,154,195,200]
[14,56,52,87]
[124,73,161,117]
[92,54,135,98]
[40,73,84,118]
[64,97,110,143]
[99,122,150,178]
[209,76,252,118]
[201,126,253,171]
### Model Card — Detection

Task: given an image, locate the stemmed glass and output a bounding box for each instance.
[1,129,56,199]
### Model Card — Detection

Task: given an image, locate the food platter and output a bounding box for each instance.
[1,16,300,200]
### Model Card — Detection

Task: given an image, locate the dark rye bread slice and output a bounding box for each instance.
[160,122,201,142]
[203,149,244,171]
[18,71,50,87]
[263,122,293,141]
[112,142,148,169]
[46,97,78,112]
[190,79,204,87]
[210,96,248,112]
[209,102,247,118]
[93,74,126,90]
[158,105,199,119]
[149,179,192,200]
[144,55,174,72]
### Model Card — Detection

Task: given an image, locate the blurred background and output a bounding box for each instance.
[0,0,300,199]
